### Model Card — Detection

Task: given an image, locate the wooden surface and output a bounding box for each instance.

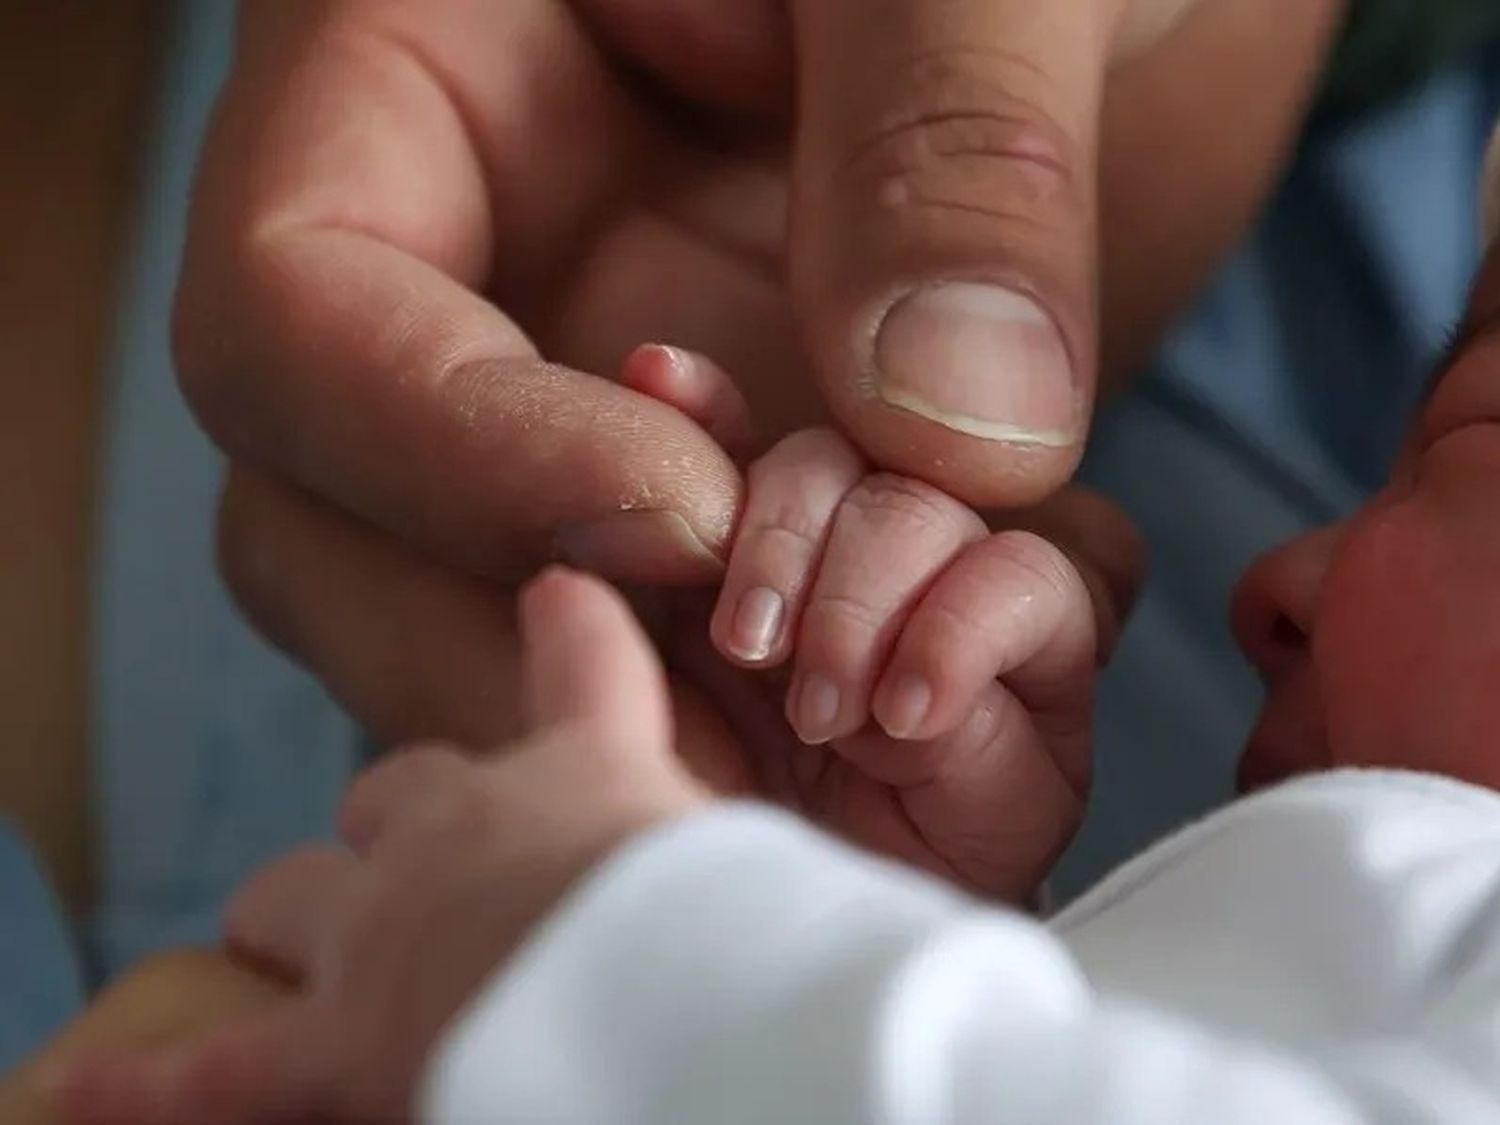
[0,0,164,911]
[0,950,290,1124]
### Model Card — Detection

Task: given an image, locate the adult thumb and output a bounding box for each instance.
[519,568,674,754]
[789,0,1117,506]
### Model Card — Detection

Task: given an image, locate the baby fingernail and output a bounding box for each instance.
[728,586,784,663]
[877,674,932,740]
[790,673,840,745]
[874,283,1078,446]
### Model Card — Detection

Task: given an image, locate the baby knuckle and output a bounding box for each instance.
[769,427,862,474]
[914,596,992,646]
[747,429,863,506]
[989,529,1080,598]
[740,487,834,572]
[746,522,823,571]
[844,473,972,537]
[743,431,864,555]
[809,591,890,637]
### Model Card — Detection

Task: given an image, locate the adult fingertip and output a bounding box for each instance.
[787,0,1106,505]
[806,261,1094,507]
[815,313,1089,506]
[554,509,727,585]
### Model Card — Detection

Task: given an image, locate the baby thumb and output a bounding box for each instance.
[519,568,674,759]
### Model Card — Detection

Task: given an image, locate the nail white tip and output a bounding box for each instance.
[877,384,1076,447]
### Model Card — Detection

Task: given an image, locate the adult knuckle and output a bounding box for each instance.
[215,472,290,649]
[171,282,239,450]
[169,277,216,419]
[841,49,1083,223]
[172,229,288,452]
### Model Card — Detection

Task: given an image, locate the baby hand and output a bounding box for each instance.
[50,569,709,1125]
[622,345,1139,901]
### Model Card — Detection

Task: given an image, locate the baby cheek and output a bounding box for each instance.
[1315,502,1500,788]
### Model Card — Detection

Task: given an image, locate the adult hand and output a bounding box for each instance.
[189,0,1340,735]
[51,569,708,1125]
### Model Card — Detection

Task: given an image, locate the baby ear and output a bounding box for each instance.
[1483,116,1500,249]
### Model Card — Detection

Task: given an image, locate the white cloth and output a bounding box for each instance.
[422,771,1500,1123]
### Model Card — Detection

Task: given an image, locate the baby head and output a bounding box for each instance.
[1234,128,1500,791]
